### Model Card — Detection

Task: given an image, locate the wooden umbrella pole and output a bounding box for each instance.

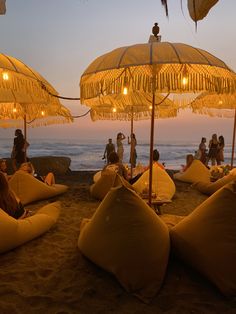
[130,107,134,178]
[148,92,155,205]
[230,108,236,169]
[23,114,28,162]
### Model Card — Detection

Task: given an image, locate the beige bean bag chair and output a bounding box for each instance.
[78,184,170,303]
[90,170,133,200]
[173,159,210,184]
[170,182,236,296]
[193,168,236,195]
[0,201,61,254]
[132,164,176,200]
[9,170,68,205]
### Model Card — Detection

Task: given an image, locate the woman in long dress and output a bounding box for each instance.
[116,132,126,162]
[128,133,137,168]
[216,135,225,165]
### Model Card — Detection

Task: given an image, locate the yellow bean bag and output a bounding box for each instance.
[170,182,236,296]
[9,170,68,205]
[90,170,133,200]
[173,159,210,184]
[0,201,61,254]
[78,184,170,303]
[193,169,236,195]
[132,164,176,200]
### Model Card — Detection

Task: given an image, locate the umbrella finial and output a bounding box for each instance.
[152,23,160,37]
[149,23,161,43]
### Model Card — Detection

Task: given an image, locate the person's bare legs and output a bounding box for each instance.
[44,172,55,186]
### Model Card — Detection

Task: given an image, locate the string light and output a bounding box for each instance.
[181,65,189,86]
[123,71,129,95]
[2,72,9,80]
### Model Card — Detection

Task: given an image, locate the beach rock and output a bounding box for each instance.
[6,156,71,175]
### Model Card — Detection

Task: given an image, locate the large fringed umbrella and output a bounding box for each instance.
[191,92,236,167]
[0,53,73,139]
[89,92,178,177]
[80,40,236,205]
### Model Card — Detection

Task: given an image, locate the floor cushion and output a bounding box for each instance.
[0,201,61,254]
[90,170,132,200]
[170,182,236,296]
[132,163,176,200]
[193,168,236,195]
[9,170,68,205]
[78,184,170,303]
[173,160,210,184]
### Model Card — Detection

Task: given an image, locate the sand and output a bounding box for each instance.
[0,171,236,314]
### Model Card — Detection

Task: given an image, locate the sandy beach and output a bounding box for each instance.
[0,170,236,314]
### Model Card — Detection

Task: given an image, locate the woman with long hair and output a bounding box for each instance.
[216,135,225,165]
[116,132,126,163]
[0,172,27,219]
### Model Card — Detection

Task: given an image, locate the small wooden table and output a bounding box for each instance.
[140,193,172,214]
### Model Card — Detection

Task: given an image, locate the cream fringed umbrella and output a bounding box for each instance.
[191,92,236,167]
[0,53,73,139]
[80,40,236,205]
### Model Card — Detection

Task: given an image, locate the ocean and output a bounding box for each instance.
[0,138,233,171]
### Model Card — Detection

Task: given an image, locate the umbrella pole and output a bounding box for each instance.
[230,108,236,169]
[23,114,27,162]
[148,92,155,205]
[130,107,134,178]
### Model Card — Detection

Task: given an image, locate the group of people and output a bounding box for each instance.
[103,132,137,167]
[0,129,56,220]
[196,134,225,166]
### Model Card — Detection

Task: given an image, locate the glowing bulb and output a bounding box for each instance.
[123,86,128,95]
[149,105,152,110]
[2,72,9,80]
[41,110,45,116]
[112,108,117,113]
[218,100,223,105]
[182,77,188,85]
[13,107,17,113]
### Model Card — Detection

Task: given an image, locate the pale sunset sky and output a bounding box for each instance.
[0,0,235,144]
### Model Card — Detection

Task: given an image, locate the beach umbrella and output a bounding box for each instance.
[89,92,178,177]
[190,92,236,167]
[80,40,236,205]
[0,52,73,141]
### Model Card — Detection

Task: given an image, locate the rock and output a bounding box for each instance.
[5,156,71,175]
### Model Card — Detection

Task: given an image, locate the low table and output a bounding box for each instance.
[140,194,172,214]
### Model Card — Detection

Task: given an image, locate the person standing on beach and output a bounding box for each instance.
[128,133,137,168]
[206,134,219,166]
[11,129,29,171]
[103,138,115,164]
[216,135,225,165]
[116,132,126,163]
[198,137,207,164]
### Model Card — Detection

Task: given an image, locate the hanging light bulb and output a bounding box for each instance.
[181,65,188,86]
[13,104,17,113]
[123,71,129,95]
[218,100,223,105]
[2,71,9,80]
[149,105,152,110]
[41,110,45,116]
[112,107,117,113]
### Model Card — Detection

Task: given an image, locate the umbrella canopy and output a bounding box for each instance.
[89,92,178,121]
[0,53,73,138]
[80,41,236,204]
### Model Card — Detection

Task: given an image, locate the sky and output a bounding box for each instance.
[0,0,236,144]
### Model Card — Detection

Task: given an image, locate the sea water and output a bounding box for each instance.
[0,138,233,171]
